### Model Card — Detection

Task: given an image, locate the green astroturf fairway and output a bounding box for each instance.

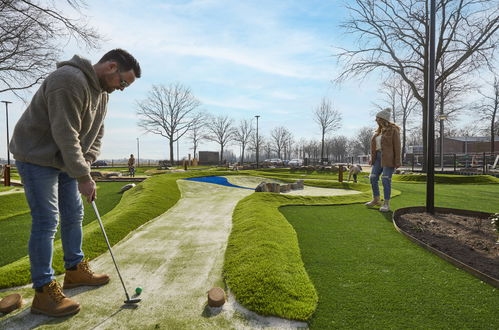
[281,182,499,329]
[0,182,126,267]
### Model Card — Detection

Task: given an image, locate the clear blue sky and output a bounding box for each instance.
[1,0,408,161]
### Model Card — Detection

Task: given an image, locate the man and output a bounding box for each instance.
[348,164,363,183]
[128,154,135,177]
[10,49,141,317]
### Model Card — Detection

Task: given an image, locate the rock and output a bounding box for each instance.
[90,171,103,178]
[271,183,281,193]
[104,172,122,178]
[282,184,292,192]
[207,287,226,307]
[120,183,136,193]
[255,182,269,192]
[296,180,304,190]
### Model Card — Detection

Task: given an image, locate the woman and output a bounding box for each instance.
[365,108,401,212]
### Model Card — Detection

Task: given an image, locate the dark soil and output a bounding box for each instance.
[397,212,499,280]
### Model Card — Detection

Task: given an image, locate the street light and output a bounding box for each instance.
[136,137,140,168]
[2,101,12,165]
[2,100,12,187]
[255,115,260,169]
[438,114,447,171]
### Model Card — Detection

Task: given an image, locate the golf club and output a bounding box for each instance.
[91,201,141,304]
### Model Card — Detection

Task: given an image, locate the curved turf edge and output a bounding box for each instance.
[224,180,400,321]
[393,174,499,184]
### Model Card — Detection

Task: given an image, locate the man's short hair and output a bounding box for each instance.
[98,49,141,78]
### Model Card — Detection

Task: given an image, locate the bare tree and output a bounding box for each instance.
[136,83,202,166]
[205,114,235,164]
[233,119,254,164]
[327,136,349,162]
[313,98,342,161]
[351,126,374,156]
[378,76,419,162]
[186,112,207,160]
[336,0,499,170]
[270,126,292,159]
[475,75,499,153]
[0,0,100,96]
[283,133,294,161]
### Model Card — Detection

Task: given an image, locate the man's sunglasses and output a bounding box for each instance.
[118,71,130,88]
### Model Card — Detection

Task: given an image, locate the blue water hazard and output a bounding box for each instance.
[184,176,254,190]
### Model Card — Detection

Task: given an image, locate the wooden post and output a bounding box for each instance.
[338,165,343,183]
[3,165,10,186]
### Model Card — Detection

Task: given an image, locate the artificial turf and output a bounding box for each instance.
[0,182,127,267]
[0,170,234,289]
[281,182,499,328]
[224,180,388,321]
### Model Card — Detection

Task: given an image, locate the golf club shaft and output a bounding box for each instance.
[91,201,131,300]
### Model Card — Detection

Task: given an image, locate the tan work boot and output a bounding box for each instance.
[31,280,80,317]
[63,260,110,289]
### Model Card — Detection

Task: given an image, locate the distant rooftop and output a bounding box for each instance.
[447,136,499,142]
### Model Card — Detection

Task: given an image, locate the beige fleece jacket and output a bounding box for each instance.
[10,55,108,183]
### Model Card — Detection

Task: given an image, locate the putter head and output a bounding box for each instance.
[124,298,141,304]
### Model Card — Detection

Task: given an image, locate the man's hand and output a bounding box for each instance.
[78,180,96,203]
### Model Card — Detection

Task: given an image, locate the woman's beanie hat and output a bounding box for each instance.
[376,108,391,122]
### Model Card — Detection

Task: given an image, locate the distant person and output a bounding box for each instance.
[347,164,362,183]
[365,108,401,212]
[128,154,136,177]
[10,49,141,317]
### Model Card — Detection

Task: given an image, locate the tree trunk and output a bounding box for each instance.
[220,146,224,165]
[321,133,325,160]
[491,123,495,154]
[169,139,175,166]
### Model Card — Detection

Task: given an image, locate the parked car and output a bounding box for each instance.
[91,160,108,167]
[288,159,303,167]
[269,158,283,166]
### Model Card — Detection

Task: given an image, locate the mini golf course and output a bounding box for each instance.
[0,172,497,329]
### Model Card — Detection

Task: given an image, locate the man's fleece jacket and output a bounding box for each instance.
[10,55,109,183]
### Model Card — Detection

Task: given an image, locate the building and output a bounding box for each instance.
[198,151,220,165]
[437,136,499,154]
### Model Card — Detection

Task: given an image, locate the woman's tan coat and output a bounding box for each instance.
[370,126,401,168]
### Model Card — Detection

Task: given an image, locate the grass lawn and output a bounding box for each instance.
[281,182,499,328]
[0,182,127,267]
[0,186,15,193]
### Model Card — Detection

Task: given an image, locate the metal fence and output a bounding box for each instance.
[406,153,499,175]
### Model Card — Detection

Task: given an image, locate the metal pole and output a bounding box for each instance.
[426,0,436,214]
[2,101,12,165]
[136,138,140,168]
[255,115,260,169]
[439,56,445,172]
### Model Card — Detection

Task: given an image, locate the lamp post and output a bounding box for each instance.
[426,0,436,214]
[2,101,12,165]
[255,115,260,169]
[2,100,12,186]
[136,138,140,168]
[438,114,447,171]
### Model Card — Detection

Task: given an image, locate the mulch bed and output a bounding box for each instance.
[395,208,498,281]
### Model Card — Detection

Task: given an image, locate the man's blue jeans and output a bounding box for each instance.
[16,160,84,288]
[370,151,395,201]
